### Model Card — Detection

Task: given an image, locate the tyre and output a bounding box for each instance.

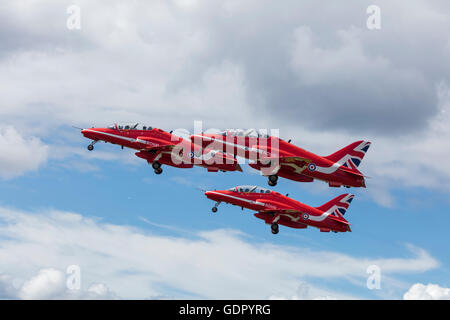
[268,180,277,187]
[271,223,279,234]
[152,161,161,170]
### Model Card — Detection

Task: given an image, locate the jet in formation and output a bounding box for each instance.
[80,125,370,235]
[81,123,242,174]
[191,129,370,188]
[205,185,354,234]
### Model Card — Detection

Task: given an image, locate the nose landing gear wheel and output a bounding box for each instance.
[87,141,97,151]
[211,202,220,213]
[154,168,163,175]
[271,223,279,234]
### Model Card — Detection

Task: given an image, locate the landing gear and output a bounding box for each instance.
[268,175,278,187]
[152,162,163,174]
[211,202,220,213]
[87,141,97,151]
[271,223,279,234]
[152,161,161,170]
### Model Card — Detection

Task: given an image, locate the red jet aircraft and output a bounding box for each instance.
[81,123,242,174]
[205,185,354,234]
[191,129,370,188]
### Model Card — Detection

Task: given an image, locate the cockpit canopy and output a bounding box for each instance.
[107,123,153,130]
[219,128,270,138]
[228,185,272,194]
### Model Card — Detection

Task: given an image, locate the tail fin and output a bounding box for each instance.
[325,140,371,171]
[316,194,354,218]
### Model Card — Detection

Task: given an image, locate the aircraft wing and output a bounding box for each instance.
[260,155,311,165]
[256,155,312,176]
[253,209,308,229]
[257,208,302,215]
[136,136,176,150]
[253,198,300,212]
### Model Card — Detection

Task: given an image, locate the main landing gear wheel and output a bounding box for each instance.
[154,168,163,175]
[268,175,278,187]
[271,223,279,234]
[152,161,161,170]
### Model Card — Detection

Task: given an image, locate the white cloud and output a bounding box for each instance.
[268,282,348,300]
[1,268,118,300]
[19,268,66,299]
[0,126,48,179]
[0,206,439,299]
[404,283,450,300]
[0,0,449,203]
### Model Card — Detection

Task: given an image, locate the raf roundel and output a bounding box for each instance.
[307,163,317,172]
[302,213,309,220]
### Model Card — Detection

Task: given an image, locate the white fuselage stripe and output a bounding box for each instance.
[208,191,332,222]
[84,129,136,143]
[193,135,348,175]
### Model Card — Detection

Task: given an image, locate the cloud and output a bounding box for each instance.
[268,282,349,300]
[0,274,17,299]
[18,268,67,299]
[0,268,118,300]
[0,1,449,201]
[276,82,450,205]
[0,0,448,135]
[404,283,450,300]
[0,126,48,179]
[288,25,435,134]
[0,206,439,299]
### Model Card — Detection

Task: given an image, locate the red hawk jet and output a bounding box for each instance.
[205,185,354,234]
[191,129,370,187]
[81,123,242,174]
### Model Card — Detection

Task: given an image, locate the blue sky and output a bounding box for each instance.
[1,127,449,299]
[0,0,449,300]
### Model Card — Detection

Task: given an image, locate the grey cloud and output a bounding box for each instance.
[186,1,448,134]
[0,2,93,57]
[0,0,448,136]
